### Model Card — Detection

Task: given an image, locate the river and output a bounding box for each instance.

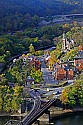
[0,112,83,125]
[53,112,83,125]
[0,116,20,125]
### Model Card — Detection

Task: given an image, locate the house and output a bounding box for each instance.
[74,56,83,71]
[74,45,83,71]
[66,69,74,80]
[35,60,41,70]
[54,67,66,80]
[26,76,34,86]
[19,54,41,70]
[53,63,74,80]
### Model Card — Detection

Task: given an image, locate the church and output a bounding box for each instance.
[62,32,74,52]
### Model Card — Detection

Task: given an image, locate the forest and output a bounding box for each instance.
[0,0,83,33]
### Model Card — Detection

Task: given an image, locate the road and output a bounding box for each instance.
[41,57,58,84]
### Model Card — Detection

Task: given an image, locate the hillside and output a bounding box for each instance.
[0,0,83,33]
[0,0,83,17]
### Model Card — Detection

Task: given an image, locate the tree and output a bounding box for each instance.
[0,74,7,85]
[30,68,43,83]
[60,89,69,105]
[11,96,20,112]
[13,86,23,96]
[60,80,83,107]
[63,23,70,32]
[3,94,12,112]
[29,44,35,54]
[0,94,3,110]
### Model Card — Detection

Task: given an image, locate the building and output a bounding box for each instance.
[74,56,83,71]
[19,54,41,70]
[53,63,74,80]
[54,67,66,80]
[74,45,83,71]
[35,60,41,70]
[66,69,74,80]
[62,32,74,52]
[26,76,34,86]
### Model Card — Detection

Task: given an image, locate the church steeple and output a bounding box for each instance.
[62,32,66,50]
[63,32,66,40]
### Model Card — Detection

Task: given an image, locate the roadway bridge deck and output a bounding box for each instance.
[17,98,56,125]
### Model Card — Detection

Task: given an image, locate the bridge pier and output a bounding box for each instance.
[33,120,40,125]
[37,120,40,125]
[36,110,51,125]
[45,110,51,124]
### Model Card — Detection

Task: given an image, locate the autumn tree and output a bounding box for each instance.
[30,68,43,83]
[29,44,35,54]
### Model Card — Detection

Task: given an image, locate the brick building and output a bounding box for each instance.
[74,57,83,71]
[54,67,66,80]
[74,45,83,71]
[19,54,41,70]
[53,63,74,80]
[66,69,74,80]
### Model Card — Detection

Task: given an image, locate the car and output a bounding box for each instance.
[53,91,60,95]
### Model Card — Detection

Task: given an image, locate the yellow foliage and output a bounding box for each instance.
[60,89,69,104]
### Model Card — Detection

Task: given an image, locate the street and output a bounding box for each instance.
[41,57,58,84]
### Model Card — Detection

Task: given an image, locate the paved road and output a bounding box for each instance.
[41,57,58,84]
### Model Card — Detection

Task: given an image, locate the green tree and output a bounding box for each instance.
[11,96,20,112]
[0,94,3,110]
[29,44,35,54]
[13,86,23,96]
[30,68,43,83]
[0,74,7,85]
[3,94,12,112]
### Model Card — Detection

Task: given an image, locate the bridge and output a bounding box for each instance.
[5,90,57,125]
[64,13,83,18]
[19,99,56,125]
[18,90,56,125]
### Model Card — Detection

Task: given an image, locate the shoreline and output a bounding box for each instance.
[0,112,27,117]
[50,107,83,120]
[33,108,83,125]
[0,107,83,117]
[0,108,83,125]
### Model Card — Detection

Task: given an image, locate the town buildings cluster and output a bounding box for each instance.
[19,54,41,71]
[19,54,41,85]
[45,33,83,81]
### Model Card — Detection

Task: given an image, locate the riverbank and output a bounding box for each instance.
[50,107,83,119]
[0,107,83,117]
[0,112,27,117]
[33,106,83,125]
[0,107,83,125]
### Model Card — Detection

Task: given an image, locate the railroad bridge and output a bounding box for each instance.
[5,90,59,125]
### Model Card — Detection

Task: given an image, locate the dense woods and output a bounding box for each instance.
[0,0,83,33]
[0,24,64,72]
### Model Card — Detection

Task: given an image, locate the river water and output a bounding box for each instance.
[0,112,83,125]
[53,112,83,125]
[0,116,20,125]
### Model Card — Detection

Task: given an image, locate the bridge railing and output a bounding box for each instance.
[4,120,20,125]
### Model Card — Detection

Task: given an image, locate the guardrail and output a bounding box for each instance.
[4,120,19,125]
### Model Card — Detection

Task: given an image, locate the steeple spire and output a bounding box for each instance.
[62,32,66,50]
[63,31,66,40]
